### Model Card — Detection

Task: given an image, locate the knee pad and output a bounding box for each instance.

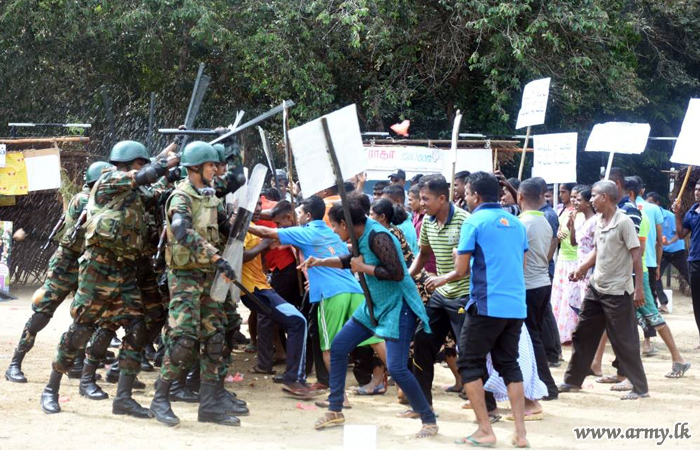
[170,337,197,366]
[67,323,94,351]
[90,328,116,359]
[124,319,147,350]
[27,312,51,334]
[204,333,225,360]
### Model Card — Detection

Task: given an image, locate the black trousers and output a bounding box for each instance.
[524,286,558,397]
[412,292,468,405]
[656,250,690,305]
[542,302,561,363]
[564,285,648,394]
[689,261,700,337]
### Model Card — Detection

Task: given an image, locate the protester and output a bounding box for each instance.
[517,179,559,401]
[382,184,418,254]
[443,171,529,448]
[453,170,470,210]
[388,169,407,187]
[408,185,436,274]
[409,174,470,415]
[561,180,649,400]
[633,176,664,308]
[372,181,389,201]
[304,197,438,438]
[646,191,689,311]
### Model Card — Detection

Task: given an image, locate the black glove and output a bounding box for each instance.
[215,258,236,281]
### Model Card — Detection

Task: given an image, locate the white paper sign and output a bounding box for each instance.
[24,149,62,191]
[0,144,6,168]
[289,104,367,196]
[670,99,700,166]
[585,122,650,154]
[516,78,551,129]
[343,425,376,450]
[442,148,493,176]
[532,133,578,184]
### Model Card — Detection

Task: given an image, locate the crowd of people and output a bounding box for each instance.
[3,138,698,446]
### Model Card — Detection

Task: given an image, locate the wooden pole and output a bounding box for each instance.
[321,117,377,326]
[517,126,531,180]
[449,110,463,202]
[493,148,499,172]
[604,151,615,180]
[674,165,694,207]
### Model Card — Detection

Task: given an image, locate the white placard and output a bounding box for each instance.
[289,104,367,196]
[0,144,6,168]
[670,99,700,166]
[516,78,551,129]
[585,122,650,154]
[24,149,62,192]
[343,425,376,450]
[532,133,578,184]
[442,148,493,176]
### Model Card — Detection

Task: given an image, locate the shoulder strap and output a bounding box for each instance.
[82,177,134,230]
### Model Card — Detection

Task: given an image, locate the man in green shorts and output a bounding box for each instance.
[248,195,384,381]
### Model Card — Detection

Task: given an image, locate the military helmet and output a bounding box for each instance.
[109,140,149,164]
[213,143,227,163]
[84,161,114,184]
[180,141,219,167]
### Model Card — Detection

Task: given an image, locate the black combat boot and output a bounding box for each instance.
[149,378,180,427]
[198,382,240,426]
[170,378,199,403]
[218,378,246,407]
[5,350,27,383]
[215,379,249,416]
[185,364,201,393]
[79,361,108,400]
[140,352,154,372]
[40,370,63,414]
[67,354,84,379]
[112,374,150,418]
[106,363,145,389]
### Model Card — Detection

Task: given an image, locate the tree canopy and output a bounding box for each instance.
[1,0,699,196]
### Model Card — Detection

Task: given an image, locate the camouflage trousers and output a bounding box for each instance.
[53,246,145,376]
[135,256,166,343]
[16,246,80,353]
[160,268,225,383]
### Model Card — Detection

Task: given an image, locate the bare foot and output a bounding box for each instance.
[511,433,529,448]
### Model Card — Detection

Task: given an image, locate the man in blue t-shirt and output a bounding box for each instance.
[646,192,689,310]
[248,195,383,390]
[440,172,529,448]
[634,176,664,303]
[672,180,700,347]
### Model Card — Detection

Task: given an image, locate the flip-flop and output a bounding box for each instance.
[511,437,531,448]
[665,362,691,378]
[610,380,633,392]
[596,375,623,384]
[354,383,387,395]
[444,385,462,393]
[454,436,496,447]
[248,365,275,375]
[642,346,659,357]
[621,391,650,400]
[314,400,352,409]
[505,411,543,422]
[314,412,345,430]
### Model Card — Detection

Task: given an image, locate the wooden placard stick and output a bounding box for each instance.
[517,126,532,181]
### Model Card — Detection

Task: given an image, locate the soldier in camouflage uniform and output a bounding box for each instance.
[5,161,113,383]
[149,141,247,427]
[40,140,179,417]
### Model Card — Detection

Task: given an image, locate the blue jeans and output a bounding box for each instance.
[328,301,436,424]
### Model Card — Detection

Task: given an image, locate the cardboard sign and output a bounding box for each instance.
[289,104,367,196]
[516,78,551,129]
[585,122,650,154]
[0,152,29,195]
[442,148,493,176]
[24,148,62,192]
[532,133,578,184]
[670,99,700,166]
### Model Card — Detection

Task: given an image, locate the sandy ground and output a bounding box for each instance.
[1,285,699,450]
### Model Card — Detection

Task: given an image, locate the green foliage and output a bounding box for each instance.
[1,0,699,196]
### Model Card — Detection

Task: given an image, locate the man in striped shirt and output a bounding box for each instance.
[408,174,470,414]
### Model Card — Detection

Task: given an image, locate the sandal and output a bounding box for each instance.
[642,346,659,357]
[444,385,462,393]
[454,436,496,447]
[621,391,650,400]
[396,409,420,419]
[244,343,257,353]
[248,365,274,375]
[665,362,691,378]
[595,375,624,384]
[314,411,345,430]
[354,383,387,395]
[415,423,438,438]
[314,400,352,409]
[557,383,581,393]
[610,380,633,392]
[505,411,543,422]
